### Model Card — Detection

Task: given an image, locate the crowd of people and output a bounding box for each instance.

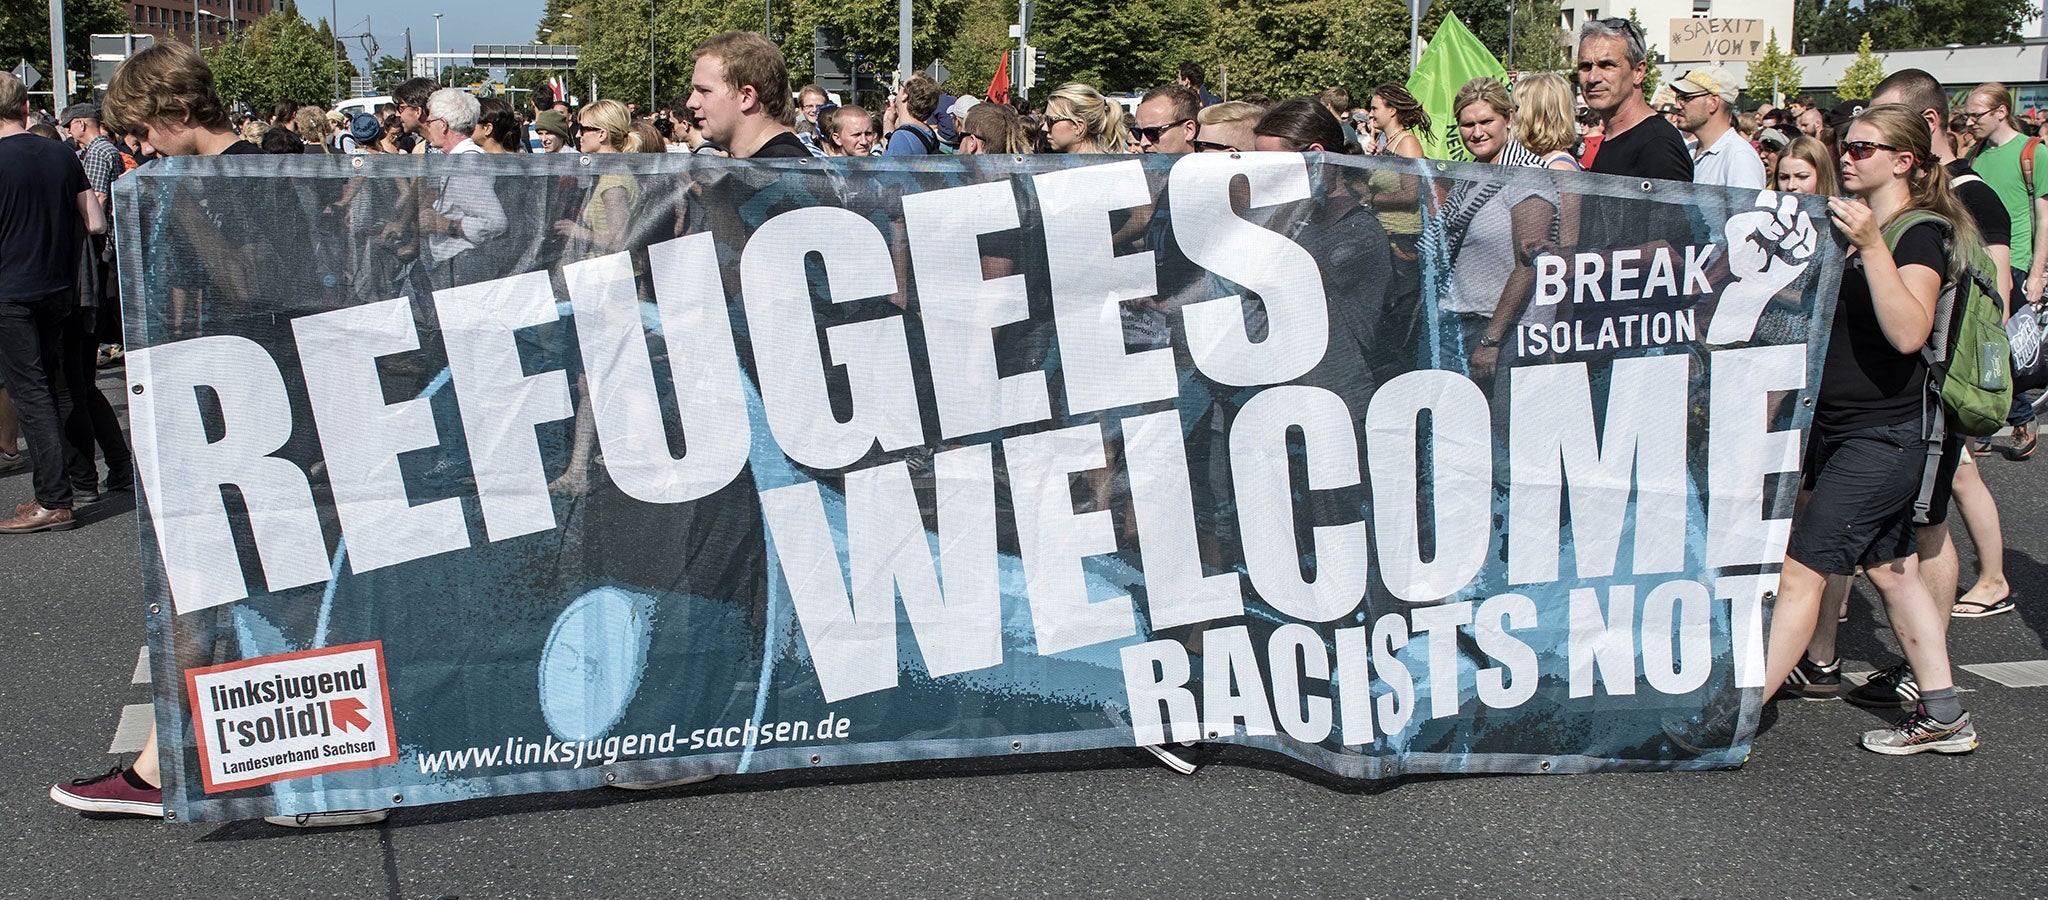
[3,15,2037,827]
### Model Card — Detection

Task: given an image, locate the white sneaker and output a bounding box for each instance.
[263,808,391,828]
[609,774,716,791]
[1142,743,1200,775]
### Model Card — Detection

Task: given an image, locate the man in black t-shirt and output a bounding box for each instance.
[0,72,105,534]
[686,31,809,160]
[1576,18,1692,183]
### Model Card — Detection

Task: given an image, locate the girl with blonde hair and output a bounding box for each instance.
[1775,135,1840,197]
[1043,83,1129,154]
[1511,73,1583,171]
[556,98,640,255]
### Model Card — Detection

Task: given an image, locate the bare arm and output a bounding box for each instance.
[76,189,107,235]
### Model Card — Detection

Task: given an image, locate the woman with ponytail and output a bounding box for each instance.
[1043,83,1130,154]
[558,98,640,255]
[1763,103,1981,757]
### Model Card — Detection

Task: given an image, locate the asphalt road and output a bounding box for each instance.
[2,369,2045,899]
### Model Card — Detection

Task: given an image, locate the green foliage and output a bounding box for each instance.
[1835,32,1883,100]
[440,64,488,87]
[1032,0,1207,93]
[1743,30,1803,105]
[1796,0,2032,54]
[0,0,125,97]
[204,8,335,110]
[1505,0,1568,73]
[371,55,409,95]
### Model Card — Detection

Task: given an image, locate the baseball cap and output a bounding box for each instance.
[1672,65,1739,104]
[949,95,982,120]
[59,103,99,126]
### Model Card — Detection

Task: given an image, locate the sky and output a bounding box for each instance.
[320,0,547,70]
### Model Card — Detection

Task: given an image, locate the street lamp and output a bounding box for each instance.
[433,12,443,81]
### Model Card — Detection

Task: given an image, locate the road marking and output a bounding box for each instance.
[108,704,152,755]
[1961,660,2048,688]
[131,646,149,684]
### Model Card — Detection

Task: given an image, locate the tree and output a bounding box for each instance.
[1836,32,1883,101]
[203,8,335,110]
[371,55,409,95]
[1505,0,1567,73]
[1031,0,1208,93]
[1744,30,1802,106]
[440,64,488,87]
[0,0,125,94]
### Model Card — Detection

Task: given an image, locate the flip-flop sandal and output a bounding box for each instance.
[1952,597,2017,618]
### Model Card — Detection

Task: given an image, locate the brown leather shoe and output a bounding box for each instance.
[0,504,77,533]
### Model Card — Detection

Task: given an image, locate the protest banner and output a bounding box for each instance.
[116,152,1838,822]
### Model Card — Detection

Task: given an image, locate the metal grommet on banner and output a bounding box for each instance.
[603,771,617,784]
[149,603,160,614]
[351,156,364,169]
[1802,397,1813,407]
[164,810,176,821]
[809,754,821,766]
[1540,760,1552,771]
[391,793,404,804]
[1436,162,1448,172]
[579,155,592,167]
[1763,590,1777,602]
[1010,741,1022,751]
[132,384,143,394]
[1640,180,1654,192]
[1207,729,1219,739]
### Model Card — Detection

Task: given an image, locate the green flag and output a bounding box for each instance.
[1405,13,1506,160]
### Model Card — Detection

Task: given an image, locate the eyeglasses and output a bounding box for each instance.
[1842,140,1902,161]
[1193,139,1237,152]
[1045,115,1081,127]
[1673,89,1708,103]
[1955,110,1998,124]
[1134,118,1191,143]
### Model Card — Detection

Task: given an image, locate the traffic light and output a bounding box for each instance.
[1022,45,1045,89]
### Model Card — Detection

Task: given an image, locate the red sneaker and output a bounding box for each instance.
[50,768,163,818]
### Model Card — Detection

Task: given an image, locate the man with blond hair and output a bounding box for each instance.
[686,30,807,159]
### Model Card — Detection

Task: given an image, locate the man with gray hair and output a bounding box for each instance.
[1576,17,1691,182]
[417,88,505,283]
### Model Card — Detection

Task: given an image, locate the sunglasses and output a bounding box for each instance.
[1193,139,1237,152]
[1134,118,1191,143]
[1673,89,1708,102]
[1597,16,1644,40]
[573,124,604,137]
[1842,140,1902,161]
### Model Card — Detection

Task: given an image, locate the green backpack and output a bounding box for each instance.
[1879,210,2013,438]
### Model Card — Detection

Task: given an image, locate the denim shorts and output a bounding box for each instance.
[1789,419,1930,575]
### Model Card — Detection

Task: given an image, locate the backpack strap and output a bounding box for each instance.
[891,124,938,154]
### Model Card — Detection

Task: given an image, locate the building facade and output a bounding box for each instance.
[127,0,276,49]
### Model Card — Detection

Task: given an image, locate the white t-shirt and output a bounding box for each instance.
[1693,127,1767,190]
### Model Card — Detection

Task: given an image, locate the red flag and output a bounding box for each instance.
[988,50,1011,106]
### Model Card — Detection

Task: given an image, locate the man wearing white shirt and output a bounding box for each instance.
[1672,64,1766,189]
[418,88,506,283]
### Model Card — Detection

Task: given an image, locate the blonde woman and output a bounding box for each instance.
[1043,83,1130,154]
[1775,136,1840,197]
[555,98,640,256]
[294,106,332,153]
[1512,73,1584,171]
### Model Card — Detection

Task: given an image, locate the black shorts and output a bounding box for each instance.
[1790,419,1929,575]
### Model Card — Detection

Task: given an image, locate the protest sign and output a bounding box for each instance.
[117,152,1838,822]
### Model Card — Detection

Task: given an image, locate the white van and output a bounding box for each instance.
[334,96,393,119]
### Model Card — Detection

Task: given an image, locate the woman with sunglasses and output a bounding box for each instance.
[1764,104,1982,756]
[1042,83,1130,154]
[555,99,641,257]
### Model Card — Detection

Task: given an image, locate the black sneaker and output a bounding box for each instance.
[1779,656,1841,700]
[1844,662,1919,709]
